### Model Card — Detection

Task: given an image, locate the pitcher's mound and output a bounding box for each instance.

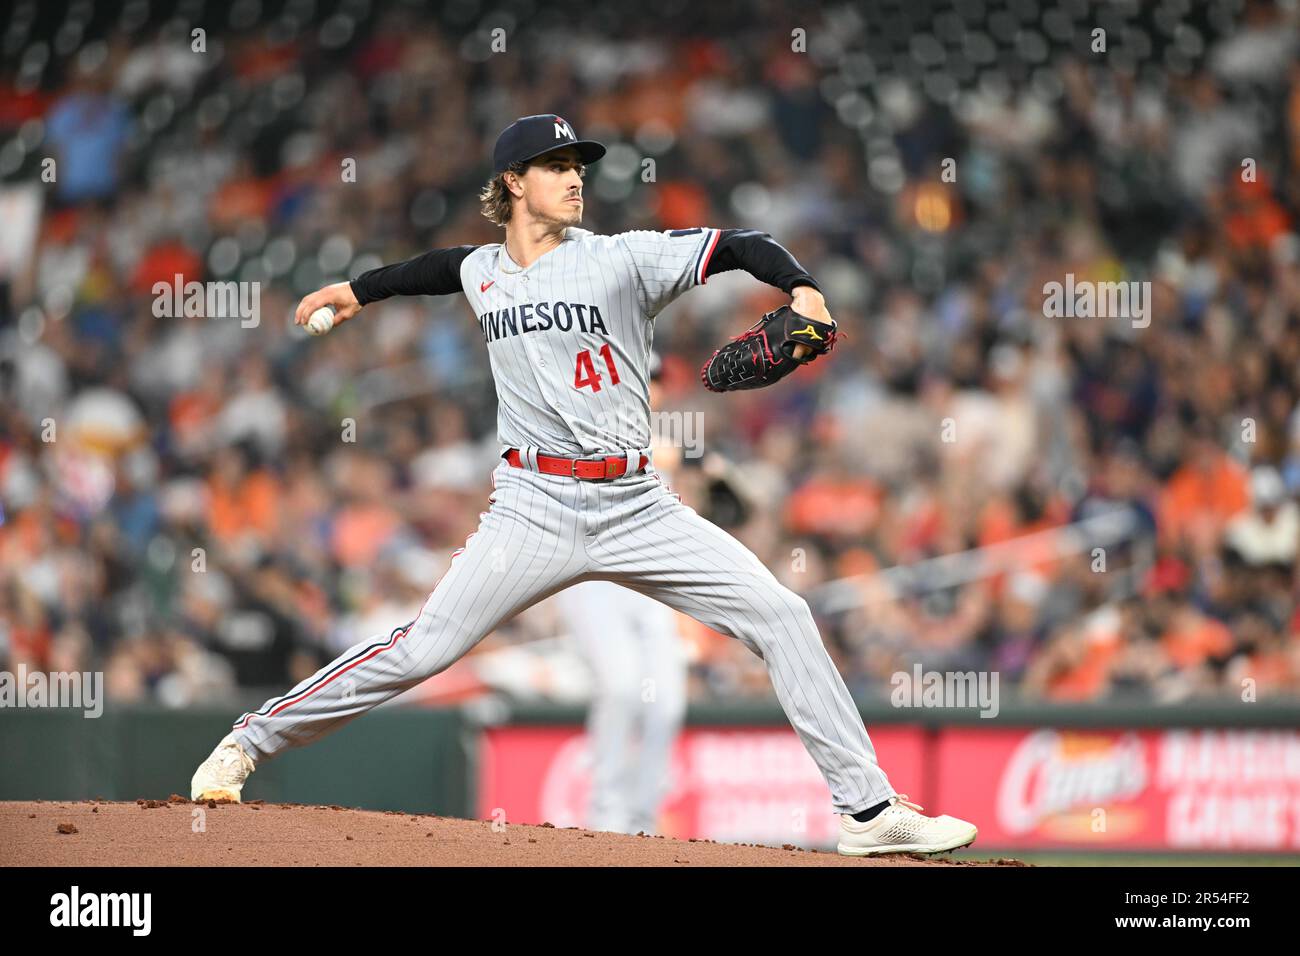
[0,800,1025,867]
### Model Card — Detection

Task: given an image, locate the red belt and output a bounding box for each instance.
[504,448,649,481]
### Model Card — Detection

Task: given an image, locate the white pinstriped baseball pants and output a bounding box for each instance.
[231,457,896,815]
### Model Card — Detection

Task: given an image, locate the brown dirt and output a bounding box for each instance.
[0,800,1026,867]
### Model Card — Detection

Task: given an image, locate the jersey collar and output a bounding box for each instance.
[497,227,586,274]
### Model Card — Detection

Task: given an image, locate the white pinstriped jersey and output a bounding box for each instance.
[459,226,720,456]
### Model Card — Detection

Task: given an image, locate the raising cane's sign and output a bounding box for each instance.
[937,727,1300,851]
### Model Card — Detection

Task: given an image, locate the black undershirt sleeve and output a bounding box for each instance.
[703,229,821,295]
[349,245,477,306]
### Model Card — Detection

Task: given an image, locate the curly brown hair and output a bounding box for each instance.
[479,161,528,227]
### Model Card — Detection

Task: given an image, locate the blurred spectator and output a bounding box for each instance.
[43,66,132,205]
[1225,466,1299,566]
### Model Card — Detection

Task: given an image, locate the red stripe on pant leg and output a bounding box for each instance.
[233,520,484,731]
[262,629,411,718]
[232,622,416,730]
[233,579,440,730]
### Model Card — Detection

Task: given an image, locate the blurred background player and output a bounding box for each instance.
[551,351,688,836]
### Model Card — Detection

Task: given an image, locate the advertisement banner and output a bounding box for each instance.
[478,725,926,846]
[936,727,1300,851]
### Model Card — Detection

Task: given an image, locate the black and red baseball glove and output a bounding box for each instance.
[700,305,840,392]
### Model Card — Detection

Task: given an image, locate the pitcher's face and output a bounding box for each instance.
[513,146,585,226]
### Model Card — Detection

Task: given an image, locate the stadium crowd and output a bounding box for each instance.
[1,0,1298,709]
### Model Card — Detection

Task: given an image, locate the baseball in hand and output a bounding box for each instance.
[306,305,336,336]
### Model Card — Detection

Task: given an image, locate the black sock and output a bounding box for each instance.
[850,798,892,823]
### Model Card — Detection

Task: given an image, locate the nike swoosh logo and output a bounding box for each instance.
[480,280,495,292]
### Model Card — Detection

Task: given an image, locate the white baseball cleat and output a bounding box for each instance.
[837,794,978,856]
[190,734,256,802]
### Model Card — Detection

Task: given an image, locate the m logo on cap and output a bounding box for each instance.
[554,117,575,140]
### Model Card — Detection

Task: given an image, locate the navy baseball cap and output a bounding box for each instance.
[492,114,606,174]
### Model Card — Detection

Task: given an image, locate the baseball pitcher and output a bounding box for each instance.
[553,352,688,836]
[191,114,977,855]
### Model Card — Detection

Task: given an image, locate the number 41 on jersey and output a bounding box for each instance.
[574,345,621,392]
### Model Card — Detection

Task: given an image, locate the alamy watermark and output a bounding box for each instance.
[890,664,999,718]
[593,408,705,458]
[152,274,260,328]
[50,886,151,936]
[1042,273,1150,329]
[0,666,103,718]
